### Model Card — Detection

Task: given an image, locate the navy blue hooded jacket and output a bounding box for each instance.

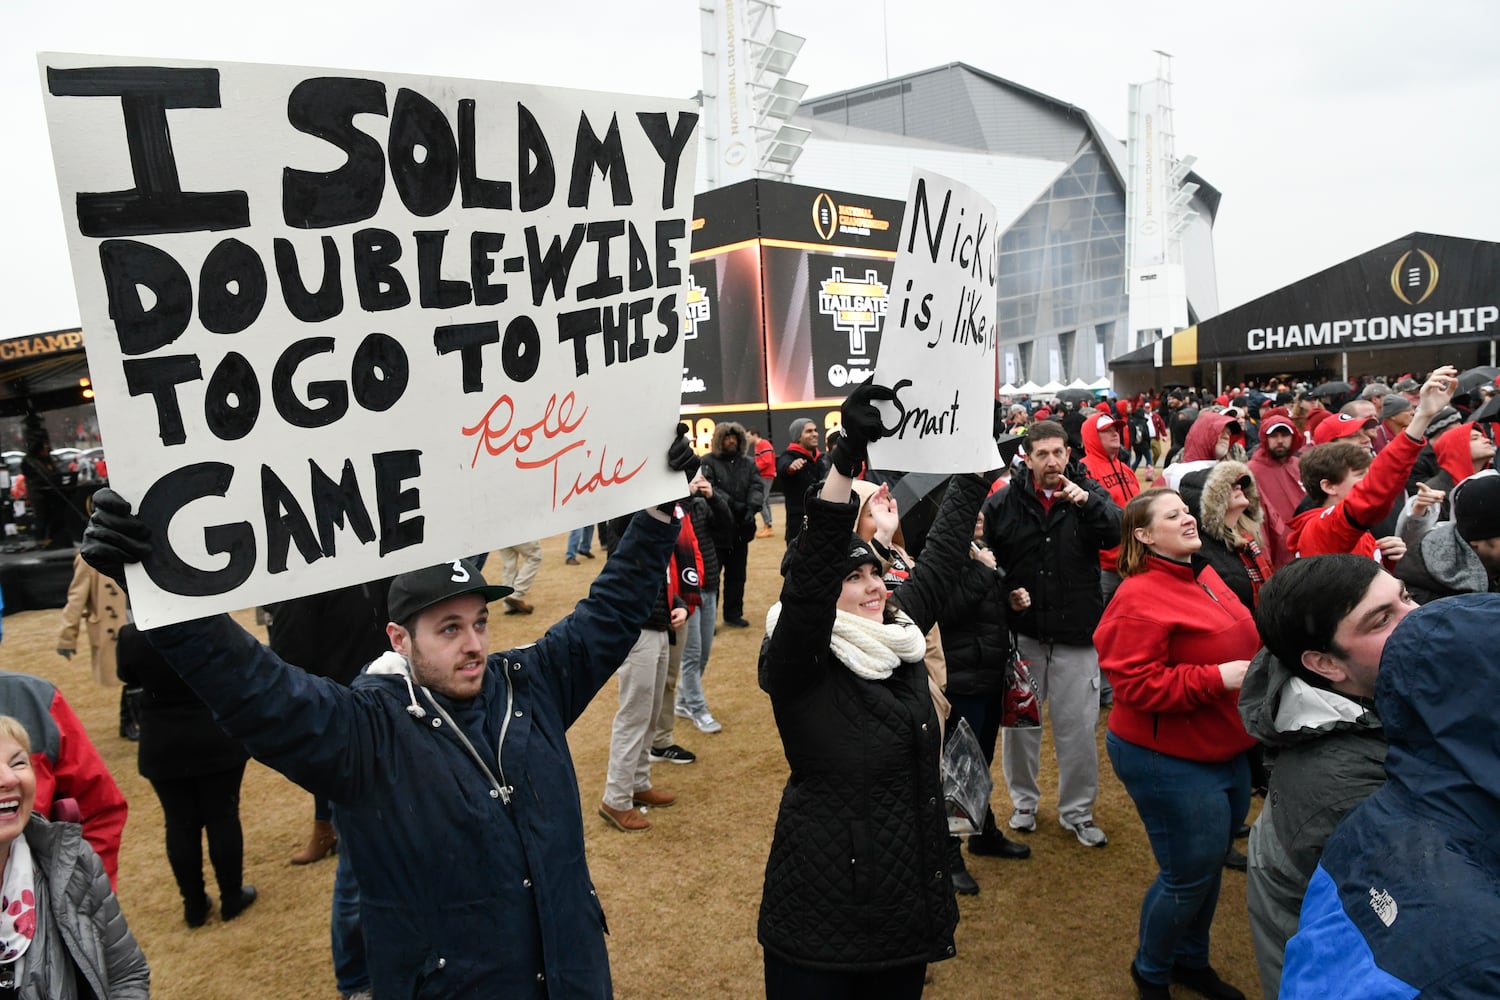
[145,512,678,999]
[1281,593,1500,999]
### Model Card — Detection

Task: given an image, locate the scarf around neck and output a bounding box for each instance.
[0,834,36,963]
[765,601,925,680]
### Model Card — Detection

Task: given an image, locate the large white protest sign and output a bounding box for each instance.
[39,53,698,627]
[866,170,1001,473]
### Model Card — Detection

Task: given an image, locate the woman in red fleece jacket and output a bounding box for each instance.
[1094,488,1259,1000]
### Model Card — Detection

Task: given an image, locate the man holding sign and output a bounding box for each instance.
[81,474,685,998]
[43,50,704,1000]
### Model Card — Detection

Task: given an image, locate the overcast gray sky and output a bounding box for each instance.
[6,0,1497,337]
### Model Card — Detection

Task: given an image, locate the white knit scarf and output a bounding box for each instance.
[765,602,926,680]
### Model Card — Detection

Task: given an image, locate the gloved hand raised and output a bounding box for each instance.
[80,488,152,588]
[657,429,700,517]
[830,381,897,476]
[667,434,701,481]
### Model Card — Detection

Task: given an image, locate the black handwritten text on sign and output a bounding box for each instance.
[867,170,1001,472]
[44,58,698,618]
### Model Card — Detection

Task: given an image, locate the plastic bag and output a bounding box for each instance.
[941,717,994,836]
[1001,643,1041,729]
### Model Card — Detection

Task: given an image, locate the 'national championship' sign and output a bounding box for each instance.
[41,53,699,626]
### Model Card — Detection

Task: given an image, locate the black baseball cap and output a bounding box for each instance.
[387,558,512,625]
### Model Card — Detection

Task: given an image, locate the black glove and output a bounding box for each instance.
[830,381,897,476]
[80,488,152,588]
[667,434,701,481]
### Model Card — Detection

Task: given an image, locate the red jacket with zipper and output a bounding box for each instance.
[1094,555,1258,762]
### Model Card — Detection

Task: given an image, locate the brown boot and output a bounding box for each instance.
[598,803,650,832]
[290,820,338,865]
[632,787,677,808]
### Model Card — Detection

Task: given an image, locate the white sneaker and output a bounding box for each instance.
[1008,808,1037,832]
[1066,819,1108,847]
[691,712,723,734]
[673,705,693,720]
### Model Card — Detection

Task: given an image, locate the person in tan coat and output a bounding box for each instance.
[56,551,137,739]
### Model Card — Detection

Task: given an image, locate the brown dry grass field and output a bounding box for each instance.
[2,500,1263,999]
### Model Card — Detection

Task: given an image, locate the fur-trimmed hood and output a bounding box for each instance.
[1181,459,1263,549]
[710,420,748,458]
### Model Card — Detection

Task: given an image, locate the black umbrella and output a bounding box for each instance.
[1055,387,1096,405]
[882,472,948,558]
[1308,380,1353,399]
[882,435,1027,556]
[1469,394,1500,424]
[1457,366,1500,396]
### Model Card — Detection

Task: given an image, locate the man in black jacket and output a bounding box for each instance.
[982,420,1122,848]
[700,422,764,628]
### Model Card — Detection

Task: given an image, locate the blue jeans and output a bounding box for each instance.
[1106,731,1249,984]
[565,525,594,560]
[675,593,716,716]
[330,809,368,996]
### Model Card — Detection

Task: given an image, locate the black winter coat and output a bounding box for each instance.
[116,623,248,782]
[700,445,765,543]
[981,467,1121,644]
[757,475,986,971]
[938,552,1013,698]
[265,581,391,686]
[684,488,732,591]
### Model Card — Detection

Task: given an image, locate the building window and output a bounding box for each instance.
[1057,330,1076,383]
[1017,341,1033,384]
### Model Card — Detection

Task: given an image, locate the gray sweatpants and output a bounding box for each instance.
[1001,636,1101,826]
[603,629,669,810]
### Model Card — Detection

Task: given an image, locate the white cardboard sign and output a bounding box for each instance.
[39,53,699,627]
[866,170,1001,473]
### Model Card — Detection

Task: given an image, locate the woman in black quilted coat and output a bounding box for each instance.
[756,383,989,999]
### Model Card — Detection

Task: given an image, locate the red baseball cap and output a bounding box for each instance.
[1312,412,1376,445]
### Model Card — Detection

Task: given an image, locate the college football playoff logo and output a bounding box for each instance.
[812,192,837,241]
[1390,249,1439,306]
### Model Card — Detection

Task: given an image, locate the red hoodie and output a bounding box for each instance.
[1433,423,1481,486]
[1094,555,1258,761]
[1181,411,1243,463]
[1246,446,1304,569]
[1081,412,1139,573]
[1288,429,1422,560]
